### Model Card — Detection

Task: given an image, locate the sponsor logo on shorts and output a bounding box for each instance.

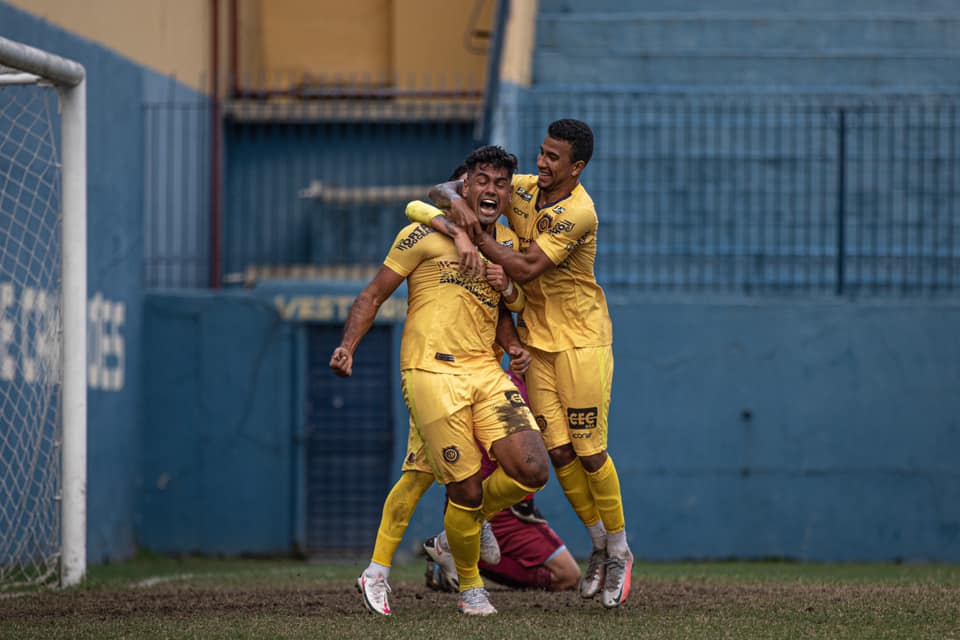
[442,446,460,463]
[567,407,598,430]
[504,389,526,408]
[535,415,548,433]
[435,352,456,362]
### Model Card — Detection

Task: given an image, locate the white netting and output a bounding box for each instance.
[0,77,63,590]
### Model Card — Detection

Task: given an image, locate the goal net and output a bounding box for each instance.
[0,37,86,590]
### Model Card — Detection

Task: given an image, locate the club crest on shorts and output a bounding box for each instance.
[442,446,460,463]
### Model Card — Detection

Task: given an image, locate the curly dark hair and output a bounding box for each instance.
[464,145,518,177]
[547,118,594,165]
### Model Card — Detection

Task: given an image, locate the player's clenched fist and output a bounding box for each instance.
[329,346,354,377]
[485,262,508,292]
[507,344,531,376]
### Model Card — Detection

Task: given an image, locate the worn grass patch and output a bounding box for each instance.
[1,556,958,639]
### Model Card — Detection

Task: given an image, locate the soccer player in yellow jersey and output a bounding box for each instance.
[422,119,634,609]
[330,145,550,616]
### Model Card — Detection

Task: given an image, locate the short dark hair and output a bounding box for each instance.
[548,118,594,165]
[464,145,518,177]
[447,164,468,181]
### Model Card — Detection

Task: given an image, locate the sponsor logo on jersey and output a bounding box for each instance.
[516,187,533,201]
[394,224,432,251]
[549,219,575,235]
[567,407,598,429]
[504,389,526,408]
[442,446,460,463]
[439,270,498,308]
[536,214,553,234]
[512,207,529,218]
[499,239,514,248]
[552,205,565,214]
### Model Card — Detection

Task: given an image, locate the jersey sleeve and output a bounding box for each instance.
[533,203,597,265]
[383,223,435,277]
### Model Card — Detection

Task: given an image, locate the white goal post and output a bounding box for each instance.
[0,36,86,588]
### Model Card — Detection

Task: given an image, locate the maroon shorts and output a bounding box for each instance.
[479,508,565,571]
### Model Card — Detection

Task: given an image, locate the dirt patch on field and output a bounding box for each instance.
[2,578,957,621]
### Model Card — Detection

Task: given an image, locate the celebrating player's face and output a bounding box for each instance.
[536,135,581,194]
[464,162,512,226]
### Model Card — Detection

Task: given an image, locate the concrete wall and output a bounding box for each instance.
[139,283,960,562]
[3,0,215,94]
[6,0,496,94]
[1,2,205,562]
[140,291,296,554]
[607,298,960,561]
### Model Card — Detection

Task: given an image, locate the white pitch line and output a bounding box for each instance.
[132,573,194,588]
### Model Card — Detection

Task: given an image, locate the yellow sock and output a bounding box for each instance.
[585,455,626,534]
[445,499,483,591]
[479,467,543,521]
[555,459,602,528]
[370,471,434,567]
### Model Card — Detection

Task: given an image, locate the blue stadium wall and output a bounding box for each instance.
[0,3,206,563]
[5,0,960,565]
[141,283,960,562]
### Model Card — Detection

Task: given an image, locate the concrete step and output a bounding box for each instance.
[538,0,960,15]
[532,50,960,87]
[537,13,960,53]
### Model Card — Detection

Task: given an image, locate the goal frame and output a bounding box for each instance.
[0,36,87,588]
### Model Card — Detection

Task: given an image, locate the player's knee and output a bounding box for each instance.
[517,464,549,490]
[518,448,550,488]
[578,449,608,473]
[548,554,582,591]
[446,475,483,508]
[549,444,577,468]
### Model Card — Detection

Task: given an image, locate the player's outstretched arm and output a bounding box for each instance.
[329,266,404,377]
[428,180,482,242]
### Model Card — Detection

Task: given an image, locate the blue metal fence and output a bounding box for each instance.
[145,92,960,297]
[502,91,960,297]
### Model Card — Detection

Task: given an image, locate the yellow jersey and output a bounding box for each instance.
[383,221,521,373]
[507,174,612,352]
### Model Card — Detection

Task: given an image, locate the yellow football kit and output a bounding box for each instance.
[384,222,539,484]
[507,174,614,456]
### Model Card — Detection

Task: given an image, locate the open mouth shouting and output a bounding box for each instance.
[478,196,499,221]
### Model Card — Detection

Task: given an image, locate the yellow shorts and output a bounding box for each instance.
[400,416,434,475]
[401,365,539,484]
[525,345,613,457]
